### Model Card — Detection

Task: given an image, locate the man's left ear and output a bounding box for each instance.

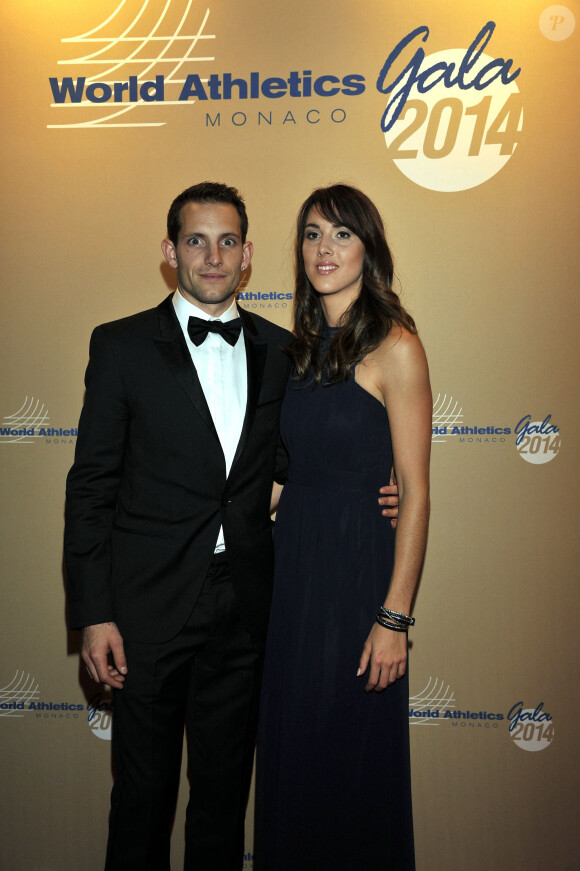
[242,241,254,270]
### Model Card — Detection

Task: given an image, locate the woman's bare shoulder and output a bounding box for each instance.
[356,327,429,407]
[368,326,426,373]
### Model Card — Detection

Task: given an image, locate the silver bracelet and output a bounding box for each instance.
[376,613,408,632]
[378,606,415,627]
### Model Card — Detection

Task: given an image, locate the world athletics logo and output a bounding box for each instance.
[46,4,522,162]
[48,0,217,129]
[0,397,50,444]
[410,677,555,750]
[409,676,504,729]
[0,397,77,445]
[47,5,530,192]
[0,671,40,715]
[431,393,561,464]
[0,671,85,721]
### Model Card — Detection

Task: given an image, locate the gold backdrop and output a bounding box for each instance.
[1,1,579,868]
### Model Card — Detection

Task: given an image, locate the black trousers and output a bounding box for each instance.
[105,554,263,871]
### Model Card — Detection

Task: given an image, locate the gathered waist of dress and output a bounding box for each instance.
[286,463,387,494]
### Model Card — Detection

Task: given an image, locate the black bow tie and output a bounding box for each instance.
[187,316,242,347]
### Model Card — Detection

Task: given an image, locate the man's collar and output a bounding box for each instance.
[172,290,238,323]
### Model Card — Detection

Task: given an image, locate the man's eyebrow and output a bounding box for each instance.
[183,230,241,239]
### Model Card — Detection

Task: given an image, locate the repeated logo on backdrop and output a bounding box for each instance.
[431,393,561,464]
[409,677,554,751]
[0,671,40,714]
[0,397,77,446]
[45,1,539,193]
[0,670,84,721]
[2,668,554,752]
[379,23,522,191]
[47,2,216,130]
[237,289,293,312]
[0,670,110,736]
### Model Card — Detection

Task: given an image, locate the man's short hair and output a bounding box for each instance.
[167,182,248,245]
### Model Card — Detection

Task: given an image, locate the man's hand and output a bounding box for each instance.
[82,622,127,690]
[379,476,399,528]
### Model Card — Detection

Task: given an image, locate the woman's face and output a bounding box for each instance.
[301,207,365,306]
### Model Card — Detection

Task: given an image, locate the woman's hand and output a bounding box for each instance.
[358,623,408,692]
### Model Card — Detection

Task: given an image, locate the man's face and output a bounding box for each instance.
[161,201,253,316]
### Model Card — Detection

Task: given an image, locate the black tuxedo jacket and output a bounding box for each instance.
[65,295,292,645]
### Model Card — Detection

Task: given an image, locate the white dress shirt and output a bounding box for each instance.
[172,290,247,552]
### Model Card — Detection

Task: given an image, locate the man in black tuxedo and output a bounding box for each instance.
[65,181,399,870]
[65,182,293,871]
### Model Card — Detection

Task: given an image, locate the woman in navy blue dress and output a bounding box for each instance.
[255,185,431,870]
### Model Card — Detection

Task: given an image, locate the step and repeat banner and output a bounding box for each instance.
[1,1,578,868]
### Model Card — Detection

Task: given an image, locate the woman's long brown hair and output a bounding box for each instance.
[289,184,416,385]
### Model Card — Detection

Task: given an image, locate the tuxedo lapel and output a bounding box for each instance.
[153,295,219,441]
[231,309,267,472]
